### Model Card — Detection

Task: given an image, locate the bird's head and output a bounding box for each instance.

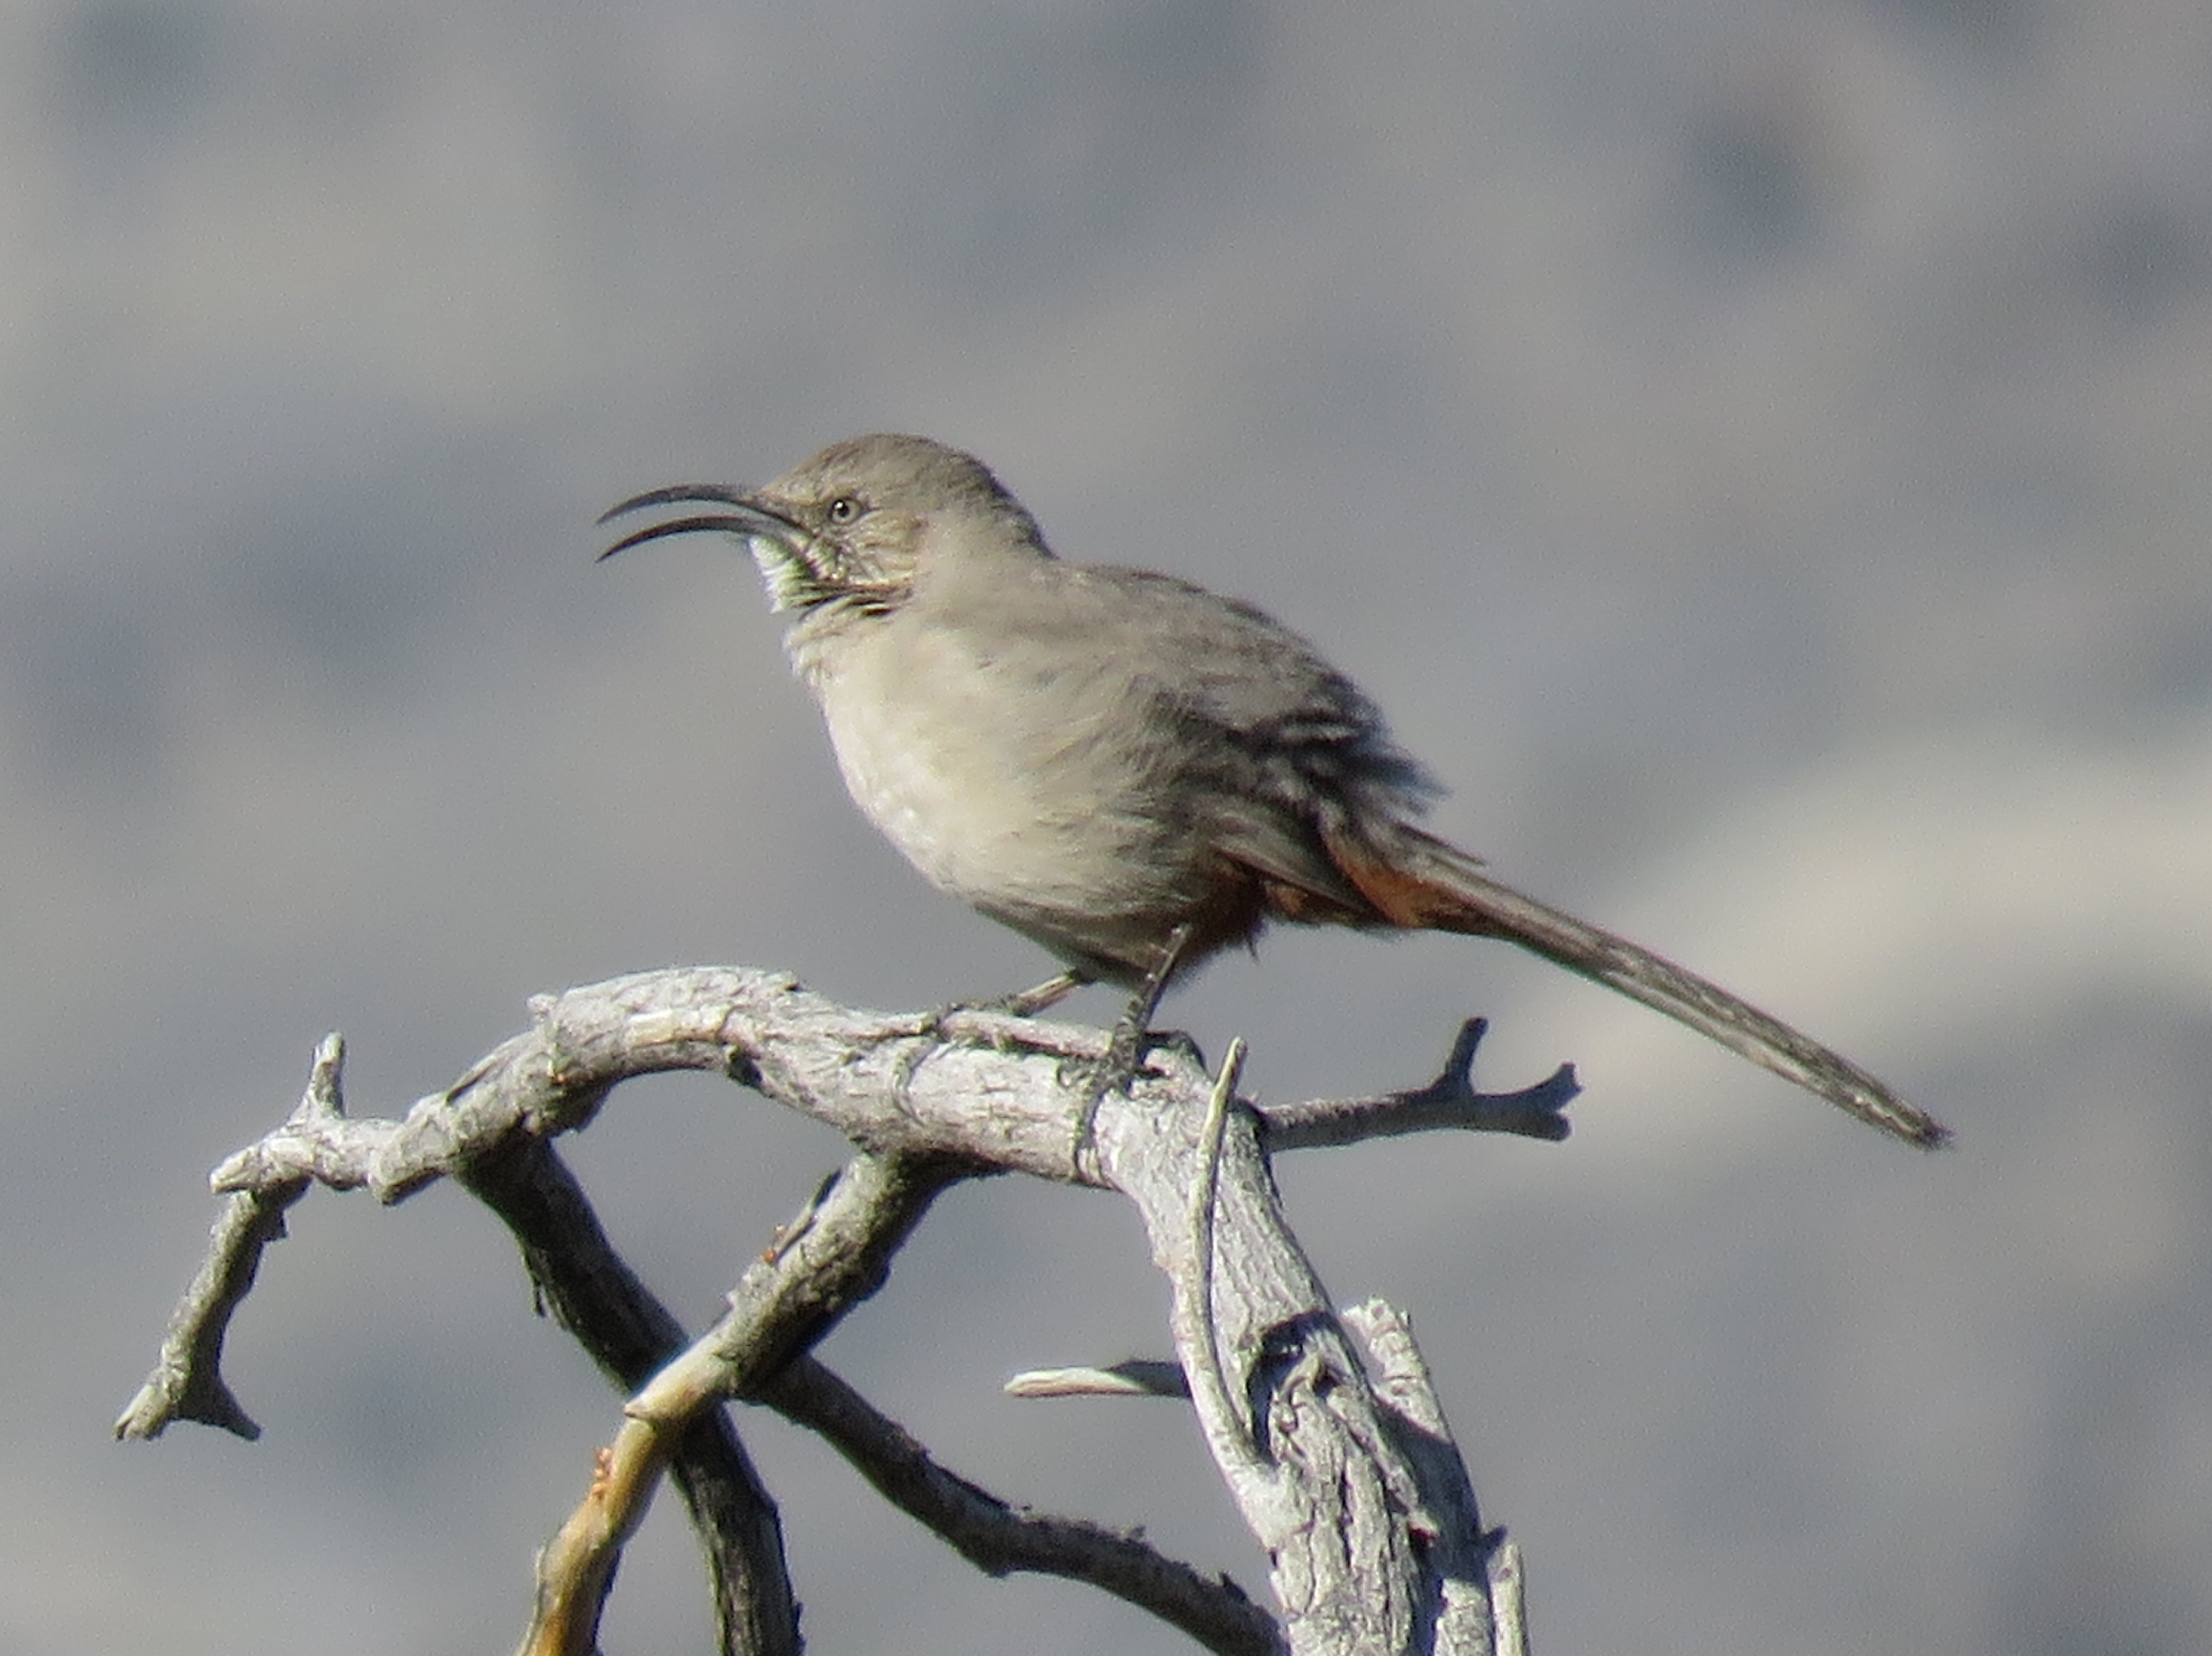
[599,433,1049,619]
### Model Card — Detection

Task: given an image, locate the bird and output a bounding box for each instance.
[599,433,1948,1149]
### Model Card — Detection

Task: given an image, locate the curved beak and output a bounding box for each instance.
[595,485,805,561]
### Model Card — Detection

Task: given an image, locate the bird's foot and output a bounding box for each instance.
[1062,1025,1151,1177]
[1065,1018,1204,1108]
[1063,928,1196,1177]
[1058,1007,1157,1102]
[885,972,1094,1099]
[1063,1025,1207,1181]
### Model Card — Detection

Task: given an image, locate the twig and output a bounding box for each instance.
[1260,1018,1579,1149]
[1491,1543,1530,1656]
[113,1034,347,1441]
[1179,1040,1270,1484]
[1002,1360,1189,1398]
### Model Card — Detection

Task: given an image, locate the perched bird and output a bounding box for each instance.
[602,433,1947,1148]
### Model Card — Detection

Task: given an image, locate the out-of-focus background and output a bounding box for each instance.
[11,0,2210,1650]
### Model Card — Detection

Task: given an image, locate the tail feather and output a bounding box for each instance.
[1333,829,1950,1149]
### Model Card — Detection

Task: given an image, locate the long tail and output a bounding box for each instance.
[1331,829,1950,1149]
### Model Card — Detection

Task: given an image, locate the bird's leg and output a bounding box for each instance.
[980,970,1089,1018]
[1069,925,1194,1172]
[1101,928,1189,1083]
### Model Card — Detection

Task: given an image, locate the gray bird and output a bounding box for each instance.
[602,433,1948,1149]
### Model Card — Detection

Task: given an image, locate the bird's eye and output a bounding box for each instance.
[825,494,863,526]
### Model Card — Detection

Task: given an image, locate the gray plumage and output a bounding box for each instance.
[602,433,1949,1149]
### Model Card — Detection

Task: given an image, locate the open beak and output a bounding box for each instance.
[595,485,805,561]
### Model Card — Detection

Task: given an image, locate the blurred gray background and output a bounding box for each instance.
[10,0,2211,1650]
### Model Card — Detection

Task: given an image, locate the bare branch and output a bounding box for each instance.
[1259,1018,1579,1150]
[1099,1057,1492,1654]
[461,1138,801,1656]
[1177,1040,1272,1490]
[1343,1300,1513,1655]
[759,1357,1283,1656]
[1003,1360,1190,1398]
[518,1152,961,1656]
[1489,1543,1530,1656]
[114,1034,347,1441]
[122,969,1537,1653]
[468,1122,1278,1653]
[466,1112,1279,1649]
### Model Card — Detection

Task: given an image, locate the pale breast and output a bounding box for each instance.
[807,609,1200,924]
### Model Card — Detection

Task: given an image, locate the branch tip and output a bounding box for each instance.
[1005,1359,1191,1399]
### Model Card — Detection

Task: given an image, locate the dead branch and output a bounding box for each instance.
[120,967,1549,1655]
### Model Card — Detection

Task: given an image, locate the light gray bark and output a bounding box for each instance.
[120,967,1553,1655]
